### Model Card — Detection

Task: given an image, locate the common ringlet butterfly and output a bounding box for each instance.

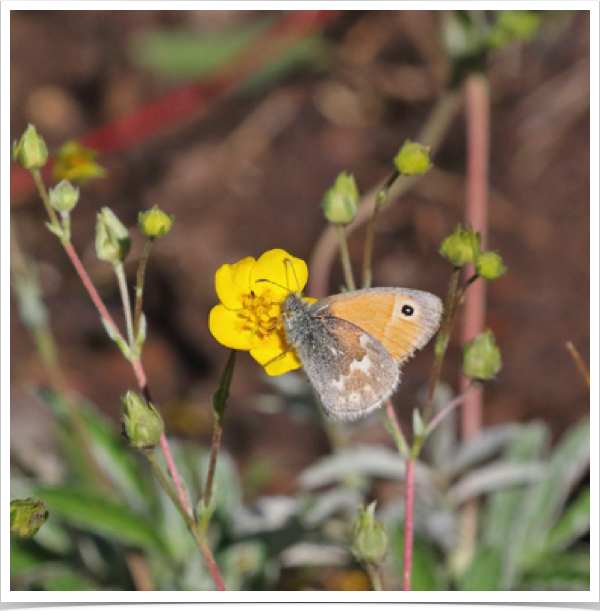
[278,271,444,421]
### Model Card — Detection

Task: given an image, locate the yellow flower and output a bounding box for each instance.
[52,140,107,184]
[209,249,315,376]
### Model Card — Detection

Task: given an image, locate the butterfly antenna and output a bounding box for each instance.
[284,258,301,292]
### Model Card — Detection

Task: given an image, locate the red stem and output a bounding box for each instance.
[402,458,415,591]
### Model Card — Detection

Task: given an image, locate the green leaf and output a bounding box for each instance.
[459,545,503,590]
[502,419,590,588]
[31,485,164,551]
[43,392,152,508]
[45,221,65,239]
[130,21,270,80]
[39,569,100,591]
[545,487,590,553]
[517,549,590,591]
[388,524,446,591]
[484,422,548,548]
[10,537,58,578]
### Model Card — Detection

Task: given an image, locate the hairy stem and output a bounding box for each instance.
[134,237,154,341]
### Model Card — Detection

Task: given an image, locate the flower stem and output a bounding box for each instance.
[134,237,154,341]
[30,154,222,590]
[309,89,461,299]
[362,170,399,289]
[461,73,490,441]
[426,382,480,435]
[383,399,409,459]
[115,262,135,350]
[334,224,356,291]
[456,72,490,571]
[402,457,415,591]
[422,267,461,422]
[204,419,223,509]
[367,564,383,591]
[204,350,236,508]
[146,452,226,591]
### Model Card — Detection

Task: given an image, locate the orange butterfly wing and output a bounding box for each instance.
[319,288,443,364]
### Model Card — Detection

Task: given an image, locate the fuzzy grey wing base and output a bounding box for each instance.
[294,316,400,421]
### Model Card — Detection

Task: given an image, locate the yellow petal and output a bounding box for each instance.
[250,249,308,300]
[214,257,255,309]
[250,332,302,376]
[209,305,255,350]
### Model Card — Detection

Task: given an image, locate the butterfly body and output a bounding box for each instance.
[282,288,443,421]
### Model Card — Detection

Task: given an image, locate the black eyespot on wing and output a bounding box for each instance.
[401,304,414,317]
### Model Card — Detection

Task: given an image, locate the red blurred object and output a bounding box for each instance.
[10,10,340,198]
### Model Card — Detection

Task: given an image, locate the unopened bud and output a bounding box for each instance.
[138,205,174,238]
[475,251,506,280]
[322,173,359,225]
[13,125,48,170]
[49,180,80,214]
[463,330,502,380]
[95,207,131,263]
[439,224,481,267]
[394,140,432,176]
[121,391,164,451]
[351,502,389,567]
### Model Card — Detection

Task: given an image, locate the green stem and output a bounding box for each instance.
[422,267,461,422]
[309,89,461,299]
[147,452,227,591]
[134,237,154,341]
[115,262,135,350]
[204,350,236,508]
[31,169,62,234]
[334,224,356,291]
[383,400,409,459]
[367,564,383,591]
[362,170,400,289]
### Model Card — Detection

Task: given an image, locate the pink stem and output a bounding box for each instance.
[200,542,226,591]
[63,240,191,516]
[402,458,415,591]
[461,74,489,440]
[426,383,479,435]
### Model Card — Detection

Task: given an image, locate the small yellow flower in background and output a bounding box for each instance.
[209,249,316,376]
[52,140,107,184]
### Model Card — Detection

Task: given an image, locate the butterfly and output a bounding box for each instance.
[281,286,443,421]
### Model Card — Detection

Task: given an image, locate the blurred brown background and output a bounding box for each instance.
[10,10,590,495]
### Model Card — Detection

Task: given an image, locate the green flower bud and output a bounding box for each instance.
[439,224,481,267]
[10,498,49,538]
[12,125,48,170]
[138,205,174,238]
[322,173,359,225]
[351,502,389,567]
[121,391,164,451]
[475,251,507,280]
[95,207,131,264]
[49,179,80,214]
[394,140,432,176]
[463,330,502,380]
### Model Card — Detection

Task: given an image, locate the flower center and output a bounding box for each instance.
[240,290,284,339]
